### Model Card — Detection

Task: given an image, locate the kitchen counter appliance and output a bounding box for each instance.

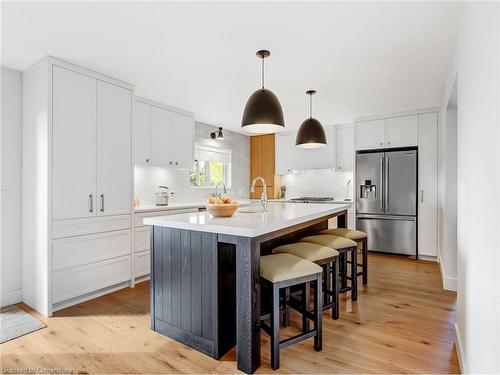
[155,186,174,206]
[356,149,417,257]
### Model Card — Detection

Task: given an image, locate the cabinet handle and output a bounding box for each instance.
[146,158,149,163]
[380,142,383,146]
[169,161,173,165]
[89,194,93,213]
[388,141,391,146]
[421,189,424,203]
[175,161,179,166]
[100,194,104,212]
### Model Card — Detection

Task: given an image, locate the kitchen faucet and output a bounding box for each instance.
[215,182,227,198]
[250,176,268,212]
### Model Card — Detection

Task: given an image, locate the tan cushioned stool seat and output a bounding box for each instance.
[260,253,323,283]
[272,242,339,262]
[320,228,367,240]
[301,235,357,250]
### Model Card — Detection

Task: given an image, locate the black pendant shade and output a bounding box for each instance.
[241,88,285,134]
[295,90,327,149]
[241,50,285,134]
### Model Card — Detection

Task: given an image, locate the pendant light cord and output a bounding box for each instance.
[261,56,265,89]
[309,93,313,118]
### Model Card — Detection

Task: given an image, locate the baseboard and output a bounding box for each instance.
[439,259,457,291]
[455,323,467,373]
[1,288,23,307]
[418,255,438,262]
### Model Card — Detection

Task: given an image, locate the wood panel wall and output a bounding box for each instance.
[249,134,281,199]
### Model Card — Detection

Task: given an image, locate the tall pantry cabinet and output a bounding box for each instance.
[23,57,134,316]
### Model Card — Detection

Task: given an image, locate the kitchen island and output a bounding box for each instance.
[144,202,350,374]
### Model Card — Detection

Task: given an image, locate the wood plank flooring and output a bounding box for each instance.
[1,254,459,374]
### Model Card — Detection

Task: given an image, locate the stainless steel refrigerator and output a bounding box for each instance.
[356,150,417,256]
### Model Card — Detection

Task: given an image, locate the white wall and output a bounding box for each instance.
[440,3,500,373]
[1,67,23,306]
[135,122,250,205]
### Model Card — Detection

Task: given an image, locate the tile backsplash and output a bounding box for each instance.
[280,169,354,200]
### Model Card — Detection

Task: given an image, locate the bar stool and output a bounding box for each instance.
[321,228,368,284]
[260,253,323,370]
[300,235,358,301]
[272,242,340,319]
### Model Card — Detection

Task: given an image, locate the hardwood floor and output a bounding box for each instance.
[2,254,459,374]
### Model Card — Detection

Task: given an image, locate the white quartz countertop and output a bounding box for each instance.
[143,202,350,237]
[133,199,290,213]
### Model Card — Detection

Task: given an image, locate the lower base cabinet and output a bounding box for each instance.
[53,255,131,304]
[134,250,150,278]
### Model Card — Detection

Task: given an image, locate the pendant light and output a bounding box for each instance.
[241,50,285,134]
[295,90,327,149]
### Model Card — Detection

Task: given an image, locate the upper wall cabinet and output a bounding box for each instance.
[275,124,353,173]
[356,119,385,150]
[52,66,132,220]
[386,115,418,148]
[355,114,418,150]
[335,125,354,171]
[133,98,194,169]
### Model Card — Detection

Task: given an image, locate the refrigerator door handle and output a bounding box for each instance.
[379,156,384,212]
[385,155,389,211]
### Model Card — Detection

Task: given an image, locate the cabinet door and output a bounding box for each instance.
[418,112,438,257]
[386,114,418,147]
[356,119,385,150]
[275,133,291,174]
[97,80,132,216]
[172,112,194,169]
[52,66,97,220]
[336,126,354,171]
[133,101,151,166]
[150,106,174,167]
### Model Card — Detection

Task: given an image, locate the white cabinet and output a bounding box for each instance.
[275,126,335,173]
[133,98,194,169]
[418,112,438,257]
[52,67,132,220]
[132,101,151,166]
[150,105,174,167]
[97,81,132,216]
[335,125,354,171]
[22,57,135,316]
[386,115,418,148]
[356,119,385,150]
[173,112,195,169]
[356,115,418,150]
[52,66,97,220]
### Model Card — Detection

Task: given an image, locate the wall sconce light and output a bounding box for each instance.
[210,127,224,140]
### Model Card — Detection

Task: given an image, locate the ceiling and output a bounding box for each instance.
[2,1,460,132]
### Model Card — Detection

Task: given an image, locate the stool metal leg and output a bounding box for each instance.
[302,282,310,332]
[314,275,322,351]
[350,247,358,301]
[332,257,339,319]
[271,284,280,370]
[362,239,368,285]
[324,262,331,312]
[340,252,347,289]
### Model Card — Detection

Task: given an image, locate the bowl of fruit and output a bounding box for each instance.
[206,196,239,217]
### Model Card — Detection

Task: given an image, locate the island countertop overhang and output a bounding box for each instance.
[143,202,350,238]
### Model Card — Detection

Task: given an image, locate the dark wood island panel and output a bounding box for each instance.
[150,227,236,359]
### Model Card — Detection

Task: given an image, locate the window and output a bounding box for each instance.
[190,145,231,187]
